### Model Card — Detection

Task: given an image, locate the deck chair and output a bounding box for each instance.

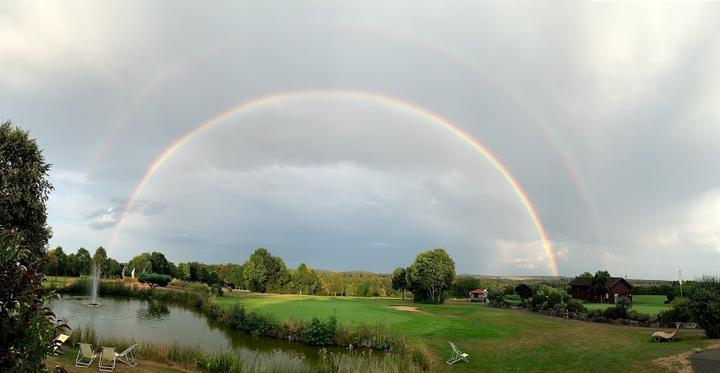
[74,343,96,368]
[652,325,680,342]
[98,346,116,372]
[52,334,70,355]
[447,342,470,364]
[116,343,138,366]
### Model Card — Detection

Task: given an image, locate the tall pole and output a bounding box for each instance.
[678,266,683,298]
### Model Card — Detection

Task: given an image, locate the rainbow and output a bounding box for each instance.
[107,89,560,276]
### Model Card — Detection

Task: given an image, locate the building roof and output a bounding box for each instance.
[469,288,486,294]
[568,276,633,289]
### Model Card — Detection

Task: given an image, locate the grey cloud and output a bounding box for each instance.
[4,1,720,277]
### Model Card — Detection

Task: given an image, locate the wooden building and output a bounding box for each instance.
[569,276,633,304]
[469,288,488,302]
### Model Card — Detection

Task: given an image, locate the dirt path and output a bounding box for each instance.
[652,341,720,373]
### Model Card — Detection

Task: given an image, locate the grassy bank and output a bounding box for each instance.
[581,295,672,315]
[48,326,419,373]
[221,293,714,372]
[52,279,430,371]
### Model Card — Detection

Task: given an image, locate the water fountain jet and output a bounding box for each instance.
[88,261,101,306]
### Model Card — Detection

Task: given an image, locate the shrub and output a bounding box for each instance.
[502,294,522,306]
[586,309,604,321]
[515,283,533,299]
[210,283,223,297]
[242,312,275,337]
[530,293,547,311]
[688,276,720,338]
[138,273,172,287]
[302,315,337,345]
[566,300,586,313]
[603,305,627,319]
[221,304,246,330]
[659,297,692,324]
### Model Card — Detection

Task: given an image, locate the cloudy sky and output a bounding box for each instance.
[2,1,720,279]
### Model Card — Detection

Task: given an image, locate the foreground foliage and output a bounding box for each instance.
[0,122,59,371]
[689,276,720,338]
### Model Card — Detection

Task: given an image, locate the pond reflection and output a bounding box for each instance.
[50,296,340,361]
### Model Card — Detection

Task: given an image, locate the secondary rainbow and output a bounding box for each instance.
[107,89,560,276]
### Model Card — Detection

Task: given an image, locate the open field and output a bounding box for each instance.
[581,295,672,315]
[44,275,83,289]
[220,293,712,372]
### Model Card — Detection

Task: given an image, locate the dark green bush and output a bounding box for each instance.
[210,283,223,297]
[603,305,627,319]
[242,312,275,337]
[530,293,547,311]
[566,300,586,313]
[502,294,522,306]
[688,277,720,338]
[302,315,337,345]
[586,309,604,321]
[138,273,172,287]
[221,304,246,329]
[659,298,692,323]
[515,284,533,299]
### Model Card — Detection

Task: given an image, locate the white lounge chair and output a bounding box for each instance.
[75,343,97,368]
[652,325,680,342]
[447,342,470,364]
[116,343,138,367]
[52,334,70,355]
[98,346,116,372]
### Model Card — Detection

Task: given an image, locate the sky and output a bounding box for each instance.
[2,1,720,279]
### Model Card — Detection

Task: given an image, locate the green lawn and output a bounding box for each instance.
[581,295,672,315]
[220,293,712,372]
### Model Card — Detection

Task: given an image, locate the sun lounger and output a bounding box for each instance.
[74,343,96,368]
[447,342,470,364]
[652,325,680,342]
[52,334,70,355]
[116,343,138,367]
[98,346,116,372]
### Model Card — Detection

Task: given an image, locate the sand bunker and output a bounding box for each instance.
[392,306,420,312]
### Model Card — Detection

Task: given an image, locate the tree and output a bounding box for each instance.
[104,258,122,278]
[579,272,593,277]
[74,248,91,276]
[688,276,720,338]
[92,246,107,275]
[515,284,533,300]
[218,263,244,289]
[206,271,221,285]
[54,247,67,277]
[177,263,191,281]
[406,248,456,304]
[138,273,172,288]
[0,121,60,369]
[149,251,172,276]
[243,248,289,293]
[292,263,320,295]
[128,253,152,275]
[43,248,59,277]
[391,267,408,300]
[449,275,481,299]
[591,271,611,302]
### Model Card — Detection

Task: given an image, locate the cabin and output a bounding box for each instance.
[468,288,488,303]
[569,276,633,304]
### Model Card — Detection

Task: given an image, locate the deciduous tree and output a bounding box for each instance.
[406,248,456,304]
[0,121,61,370]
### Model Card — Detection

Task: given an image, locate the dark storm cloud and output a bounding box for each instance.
[3,1,720,277]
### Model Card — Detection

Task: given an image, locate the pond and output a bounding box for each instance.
[50,296,336,361]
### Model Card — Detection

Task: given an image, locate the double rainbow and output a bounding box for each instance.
[107,89,560,276]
